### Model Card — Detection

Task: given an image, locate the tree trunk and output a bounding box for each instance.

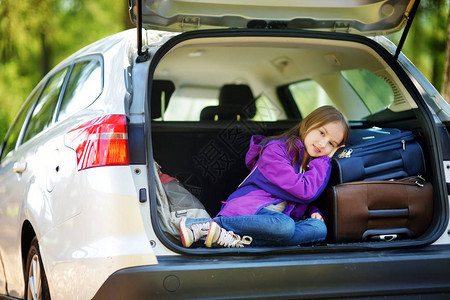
[443,10,450,103]
[40,31,52,77]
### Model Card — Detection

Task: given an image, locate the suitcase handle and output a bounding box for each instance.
[368,208,409,218]
[362,228,412,241]
[375,234,397,241]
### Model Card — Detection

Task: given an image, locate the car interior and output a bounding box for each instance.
[149,35,435,247]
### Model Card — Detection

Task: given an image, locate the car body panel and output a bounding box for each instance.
[0,145,32,296]
[40,166,158,299]
[130,0,417,35]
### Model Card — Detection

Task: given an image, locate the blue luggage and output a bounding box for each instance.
[329,127,425,185]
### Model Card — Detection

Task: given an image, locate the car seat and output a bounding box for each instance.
[151,80,175,119]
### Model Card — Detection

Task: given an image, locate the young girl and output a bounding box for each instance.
[180,105,349,248]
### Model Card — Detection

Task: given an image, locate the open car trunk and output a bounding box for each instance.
[146,28,446,253]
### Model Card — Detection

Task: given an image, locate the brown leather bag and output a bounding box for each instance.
[323,176,433,242]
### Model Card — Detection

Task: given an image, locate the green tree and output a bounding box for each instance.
[389,0,449,93]
[442,6,450,102]
[0,0,132,140]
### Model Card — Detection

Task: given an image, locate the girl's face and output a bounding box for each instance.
[303,121,345,158]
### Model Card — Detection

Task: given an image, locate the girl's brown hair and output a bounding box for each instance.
[266,105,349,171]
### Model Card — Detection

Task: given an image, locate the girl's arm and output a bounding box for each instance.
[258,141,332,202]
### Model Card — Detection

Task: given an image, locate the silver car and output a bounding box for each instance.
[1,0,449,299]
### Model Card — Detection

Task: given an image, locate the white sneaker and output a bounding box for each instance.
[179,217,211,248]
[205,222,252,248]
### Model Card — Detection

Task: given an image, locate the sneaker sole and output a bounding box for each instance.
[179,218,193,248]
[205,222,219,247]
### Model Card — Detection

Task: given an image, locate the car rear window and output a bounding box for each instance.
[22,67,69,143]
[159,87,287,122]
[288,80,334,118]
[0,86,42,159]
[163,87,218,121]
[57,59,102,121]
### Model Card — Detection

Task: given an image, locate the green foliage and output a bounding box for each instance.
[0,109,9,142]
[388,0,449,92]
[0,0,132,141]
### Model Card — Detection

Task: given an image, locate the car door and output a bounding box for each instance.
[43,57,103,226]
[0,85,39,296]
[0,66,68,296]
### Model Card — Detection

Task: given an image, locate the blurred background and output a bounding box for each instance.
[0,0,449,140]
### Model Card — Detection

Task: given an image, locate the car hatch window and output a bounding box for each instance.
[57,59,102,122]
[163,87,218,121]
[161,87,288,122]
[341,69,394,113]
[288,80,334,118]
[253,94,286,121]
[22,67,69,144]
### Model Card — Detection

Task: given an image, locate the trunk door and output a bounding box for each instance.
[129,0,417,35]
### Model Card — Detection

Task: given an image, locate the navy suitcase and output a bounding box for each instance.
[329,127,425,185]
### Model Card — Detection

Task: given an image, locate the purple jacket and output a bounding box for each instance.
[216,135,331,220]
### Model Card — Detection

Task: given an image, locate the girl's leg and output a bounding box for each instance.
[285,218,327,246]
[244,217,327,247]
[214,209,296,245]
[215,211,327,247]
[180,211,327,247]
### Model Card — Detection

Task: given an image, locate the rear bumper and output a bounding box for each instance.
[93,244,450,299]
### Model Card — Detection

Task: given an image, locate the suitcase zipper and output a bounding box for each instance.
[337,139,410,158]
[335,130,415,159]
[338,149,353,158]
[340,175,427,187]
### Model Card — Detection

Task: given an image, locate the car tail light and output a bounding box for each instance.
[65,114,130,171]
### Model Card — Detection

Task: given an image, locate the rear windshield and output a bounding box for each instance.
[155,68,395,122]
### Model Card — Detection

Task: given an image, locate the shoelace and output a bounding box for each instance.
[191,222,211,242]
[216,228,253,248]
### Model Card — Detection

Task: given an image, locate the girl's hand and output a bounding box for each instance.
[310,212,324,222]
[328,144,345,158]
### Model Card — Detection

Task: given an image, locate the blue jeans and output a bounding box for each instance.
[213,209,327,247]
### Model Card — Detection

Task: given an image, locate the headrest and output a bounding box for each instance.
[219,84,254,107]
[200,84,256,120]
[151,80,175,119]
